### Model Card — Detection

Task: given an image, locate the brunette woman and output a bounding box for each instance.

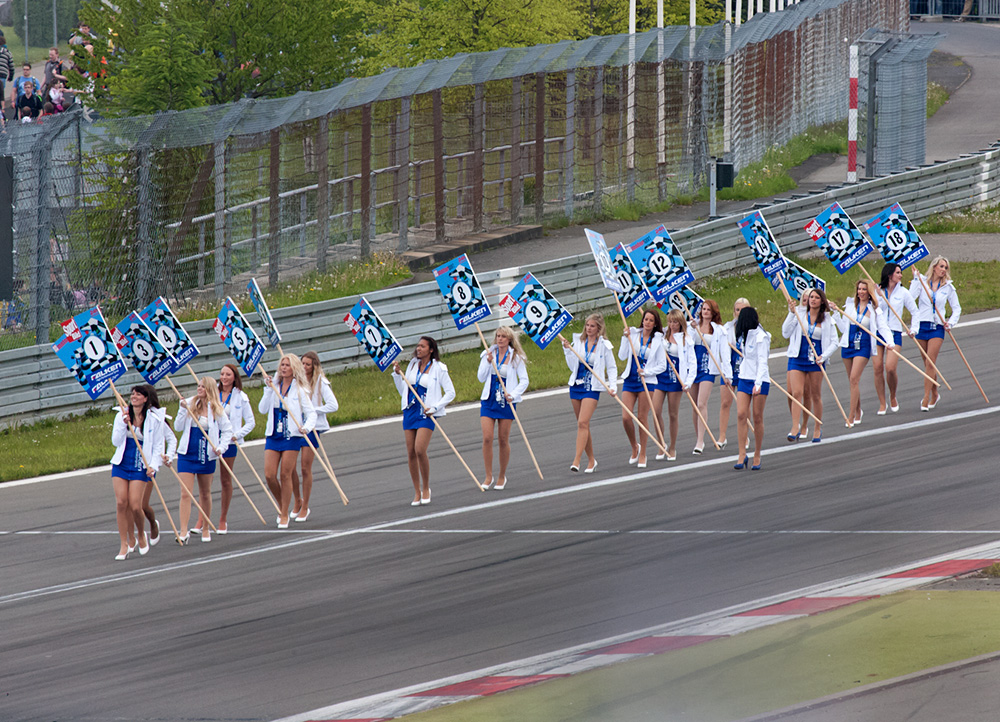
[175,377,233,543]
[834,279,894,427]
[392,337,455,506]
[208,364,255,534]
[651,309,693,462]
[478,327,529,490]
[874,263,918,414]
[910,257,961,411]
[717,298,748,448]
[618,307,666,468]
[110,386,164,559]
[562,314,617,473]
[733,307,770,471]
[291,351,339,521]
[781,288,839,443]
[259,354,317,528]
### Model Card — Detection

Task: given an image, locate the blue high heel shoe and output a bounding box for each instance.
[733,456,748,470]
[811,432,822,443]
[751,461,762,471]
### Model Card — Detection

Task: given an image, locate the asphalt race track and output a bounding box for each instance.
[2,313,998,722]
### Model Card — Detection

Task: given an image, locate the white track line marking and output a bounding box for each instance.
[2,406,997,607]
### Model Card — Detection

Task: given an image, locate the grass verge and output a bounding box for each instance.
[4,256,996,483]
[916,203,1000,234]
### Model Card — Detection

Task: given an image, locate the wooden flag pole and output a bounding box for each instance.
[614,295,667,452]
[831,303,940,388]
[681,304,743,443]
[474,324,543,481]
[166,377,267,526]
[259,369,349,505]
[858,265,951,390]
[725,340,823,427]
[112,382,216,537]
[396,370,484,491]
[110,383,182,545]
[913,271,989,404]
[777,278,849,425]
[559,334,666,452]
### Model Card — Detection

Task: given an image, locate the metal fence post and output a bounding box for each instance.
[535,72,545,223]
[361,103,372,256]
[32,143,51,344]
[252,157,262,269]
[213,140,227,297]
[564,70,576,221]
[473,83,485,232]
[593,67,604,215]
[397,96,411,252]
[136,144,154,304]
[510,76,522,225]
[269,129,281,289]
[433,89,446,242]
[343,129,353,234]
[317,115,329,272]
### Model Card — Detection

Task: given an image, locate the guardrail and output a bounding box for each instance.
[3,145,998,427]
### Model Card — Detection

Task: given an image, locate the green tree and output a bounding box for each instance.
[333,0,588,76]
[580,0,725,35]
[13,0,80,49]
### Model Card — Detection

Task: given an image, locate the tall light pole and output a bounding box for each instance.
[23,0,29,63]
[626,0,636,200]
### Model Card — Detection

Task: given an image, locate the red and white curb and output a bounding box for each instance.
[274,540,1000,722]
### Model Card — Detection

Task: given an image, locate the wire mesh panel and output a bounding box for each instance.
[0,0,909,352]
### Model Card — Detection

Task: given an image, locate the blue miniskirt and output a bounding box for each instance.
[737,378,770,396]
[915,321,945,341]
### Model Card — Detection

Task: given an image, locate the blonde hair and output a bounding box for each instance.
[734,297,750,317]
[191,376,225,419]
[301,350,325,395]
[926,256,951,283]
[495,325,527,362]
[855,278,879,309]
[276,353,309,389]
[584,313,607,339]
[665,309,688,343]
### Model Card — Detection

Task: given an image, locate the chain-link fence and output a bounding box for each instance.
[0,0,908,352]
[854,29,940,178]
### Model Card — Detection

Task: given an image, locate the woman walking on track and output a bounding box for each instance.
[910,257,960,412]
[110,386,164,560]
[260,354,316,529]
[478,327,529,490]
[874,263,918,414]
[176,377,233,543]
[782,289,839,443]
[619,307,666,469]
[562,314,617,473]
[717,298,748,449]
[137,384,176,548]
[392,336,455,506]
[652,309,694,462]
[689,300,728,454]
[733,306,770,471]
[292,351,339,521]
[834,279,894,427]
[214,364,255,534]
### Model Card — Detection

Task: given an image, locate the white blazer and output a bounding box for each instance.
[306,377,339,432]
[909,274,961,328]
[692,321,730,376]
[259,379,317,437]
[220,387,255,444]
[835,299,894,348]
[151,407,178,462]
[564,333,617,391]
[175,398,234,460]
[880,282,919,333]
[736,327,772,388]
[662,330,697,388]
[477,347,529,403]
[110,410,165,473]
[618,328,667,383]
[782,309,840,363]
[393,358,456,416]
[721,320,741,381]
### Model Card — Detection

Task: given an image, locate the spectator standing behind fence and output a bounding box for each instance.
[69,23,97,47]
[42,48,67,97]
[17,81,44,120]
[0,34,13,118]
[12,64,41,111]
